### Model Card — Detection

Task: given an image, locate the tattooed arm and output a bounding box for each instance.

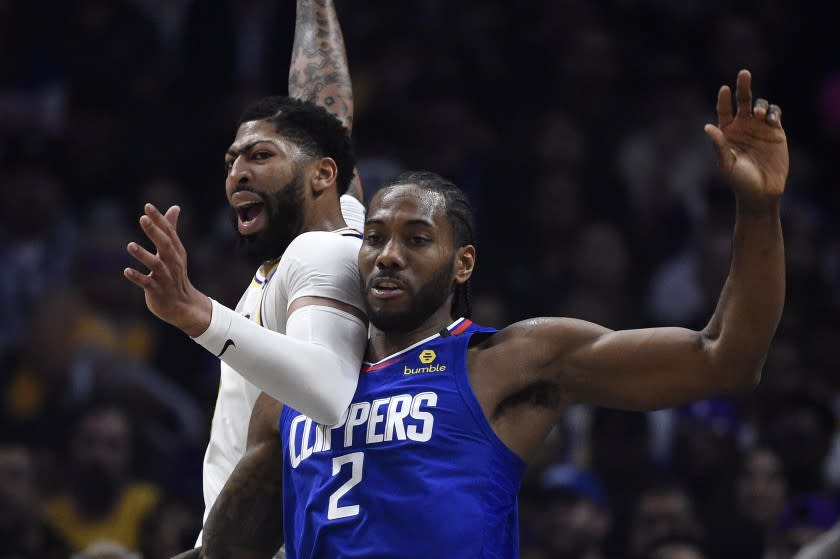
[202,394,285,559]
[290,0,364,201]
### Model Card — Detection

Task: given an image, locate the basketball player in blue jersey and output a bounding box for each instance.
[201,70,787,558]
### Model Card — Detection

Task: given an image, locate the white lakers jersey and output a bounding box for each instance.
[199,196,365,542]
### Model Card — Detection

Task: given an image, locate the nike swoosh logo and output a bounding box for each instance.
[218,339,236,358]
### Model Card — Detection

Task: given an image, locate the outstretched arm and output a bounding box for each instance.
[202,393,285,559]
[124,206,367,425]
[480,70,786,415]
[289,0,353,130]
[290,0,363,202]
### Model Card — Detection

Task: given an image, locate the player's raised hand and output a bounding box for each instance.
[124,203,211,337]
[704,69,788,209]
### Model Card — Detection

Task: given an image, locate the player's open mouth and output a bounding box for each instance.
[236,202,266,234]
[370,278,406,299]
[232,191,267,235]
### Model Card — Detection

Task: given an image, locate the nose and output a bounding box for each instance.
[375,238,406,270]
[227,156,254,188]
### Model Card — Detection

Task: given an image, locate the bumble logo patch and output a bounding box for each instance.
[419,350,437,364]
[404,349,447,375]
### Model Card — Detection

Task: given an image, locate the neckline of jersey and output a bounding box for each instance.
[362,318,472,373]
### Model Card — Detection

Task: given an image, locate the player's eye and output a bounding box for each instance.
[364,233,383,244]
[223,159,234,172]
[253,151,272,161]
[410,236,430,246]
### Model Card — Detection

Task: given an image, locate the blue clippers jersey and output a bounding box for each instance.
[280,318,527,558]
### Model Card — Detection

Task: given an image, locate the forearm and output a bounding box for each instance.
[194,300,365,425]
[202,440,284,559]
[289,0,353,131]
[290,0,363,201]
[703,199,784,384]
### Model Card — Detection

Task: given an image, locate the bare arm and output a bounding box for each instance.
[202,394,285,559]
[290,0,363,201]
[477,70,787,414]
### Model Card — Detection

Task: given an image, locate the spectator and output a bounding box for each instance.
[531,464,611,559]
[761,394,836,496]
[0,442,69,558]
[736,445,788,540]
[42,399,161,551]
[0,168,78,352]
[629,480,702,559]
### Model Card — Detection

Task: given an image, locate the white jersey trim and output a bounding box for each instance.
[363,317,467,367]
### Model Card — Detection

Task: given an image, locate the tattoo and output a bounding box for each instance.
[202,440,284,558]
[290,0,354,131]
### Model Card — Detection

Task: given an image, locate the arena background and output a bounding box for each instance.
[1,1,838,558]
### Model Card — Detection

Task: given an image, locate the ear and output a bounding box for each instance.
[309,157,338,196]
[453,245,476,286]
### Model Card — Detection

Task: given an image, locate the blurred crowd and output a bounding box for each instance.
[1,0,838,558]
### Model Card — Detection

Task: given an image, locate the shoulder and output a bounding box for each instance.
[278,231,362,281]
[469,317,595,367]
[283,231,361,264]
[273,232,363,301]
[472,318,558,349]
[340,194,366,232]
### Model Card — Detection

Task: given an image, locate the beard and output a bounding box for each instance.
[363,260,455,333]
[230,174,306,268]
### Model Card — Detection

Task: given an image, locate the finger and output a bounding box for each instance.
[716,85,734,128]
[704,124,735,169]
[767,103,783,127]
[139,214,176,259]
[753,97,769,119]
[164,205,180,229]
[127,241,162,273]
[146,203,186,258]
[735,69,752,116]
[124,267,154,289]
[163,205,187,258]
[145,203,176,235]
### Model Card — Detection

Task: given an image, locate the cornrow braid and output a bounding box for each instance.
[379,171,475,318]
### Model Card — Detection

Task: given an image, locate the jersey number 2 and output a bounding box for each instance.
[327,452,364,520]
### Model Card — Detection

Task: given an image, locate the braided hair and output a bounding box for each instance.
[379,171,475,318]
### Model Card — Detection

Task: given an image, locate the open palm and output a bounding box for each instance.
[704,70,789,205]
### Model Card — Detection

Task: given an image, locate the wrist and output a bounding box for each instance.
[735,196,781,218]
[179,290,212,337]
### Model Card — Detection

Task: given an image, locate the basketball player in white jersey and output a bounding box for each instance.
[123,2,365,555]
